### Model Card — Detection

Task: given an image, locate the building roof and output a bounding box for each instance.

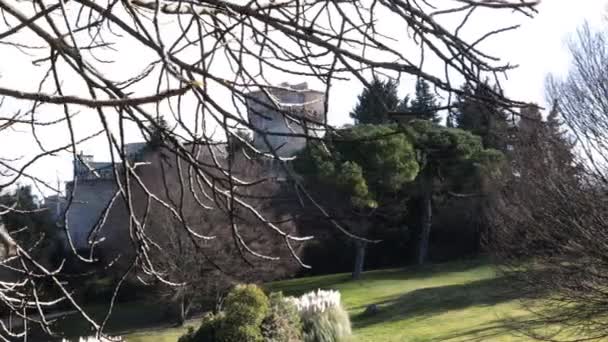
[87,162,114,170]
[246,82,324,97]
[125,142,146,156]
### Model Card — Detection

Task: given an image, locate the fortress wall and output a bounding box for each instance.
[246,86,326,157]
[64,179,118,251]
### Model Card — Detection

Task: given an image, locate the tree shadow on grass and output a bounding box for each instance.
[266,273,353,296]
[427,319,531,342]
[270,258,493,297]
[431,314,589,342]
[351,275,538,330]
[27,301,173,341]
[359,258,493,283]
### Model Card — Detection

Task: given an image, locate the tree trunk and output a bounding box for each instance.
[352,240,367,280]
[417,188,432,265]
[176,294,190,326]
[178,297,185,326]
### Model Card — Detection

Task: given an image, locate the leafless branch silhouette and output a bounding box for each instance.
[0,0,537,338]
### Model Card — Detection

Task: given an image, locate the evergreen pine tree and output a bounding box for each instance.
[452,82,510,152]
[0,186,52,251]
[397,95,410,113]
[409,79,440,123]
[350,78,402,125]
[545,100,576,176]
[146,116,170,150]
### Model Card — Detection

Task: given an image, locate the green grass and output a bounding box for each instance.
[57,259,563,341]
[125,324,196,342]
[267,259,538,342]
[31,301,173,341]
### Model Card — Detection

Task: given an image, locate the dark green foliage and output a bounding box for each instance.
[296,118,505,267]
[470,149,505,176]
[298,78,507,268]
[145,115,170,150]
[404,119,506,191]
[404,120,501,263]
[0,186,54,252]
[404,119,499,173]
[449,82,510,151]
[350,78,408,125]
[441,83,512,256]
[409,79,440,123]
[261,292,303,342]
[545,100,577,176]
[178,327,197,342]
[513,103,578,187]
[0,186,50,232]
[217,284,270,342]
[178,313,224,342]
[296,124,419,209]
[223,284,270,322]
[179,284,272,342]
[336,161,372,208]
[398,95,410,113]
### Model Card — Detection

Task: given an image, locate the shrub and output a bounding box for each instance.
[179,284,309,342]
[217,284,269,342]
[261,292,303,342]
[289,289,351,342]
[223,284,270,320]
[178,312,224,342]
[178,327,196,342]
[60,337,122,342]
[301,306,351,342]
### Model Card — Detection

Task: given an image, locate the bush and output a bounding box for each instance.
[223,284,270,321]
[217,284,269,342]
[290,289,351,342]
[178,327,196,342]
[301,306,351,342]
[178,313,224,342]
[179,285,313,342]
[261,292,303,342]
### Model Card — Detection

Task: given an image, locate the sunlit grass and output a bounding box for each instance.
[268,259,535,341]
[33,258,576,341]
[118,259,554,341]
[125,324,195,342]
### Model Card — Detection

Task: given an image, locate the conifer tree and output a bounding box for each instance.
[409,79,440,124]
[451,82,510,152]
[350,78,406,125]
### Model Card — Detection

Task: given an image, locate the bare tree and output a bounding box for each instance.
[137,145,299,325]
[0,0,539,339]
[490,23,608,340]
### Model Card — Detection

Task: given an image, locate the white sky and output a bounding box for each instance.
[326,0,608,125]
[0,0,607,197]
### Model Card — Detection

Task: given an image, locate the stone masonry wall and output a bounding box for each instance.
[64,179,117,251]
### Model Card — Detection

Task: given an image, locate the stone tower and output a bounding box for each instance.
[246,82,326,157]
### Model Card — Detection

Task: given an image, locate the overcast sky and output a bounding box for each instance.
[0,0,607,197]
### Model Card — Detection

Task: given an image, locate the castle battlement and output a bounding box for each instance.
[246,82,326,157]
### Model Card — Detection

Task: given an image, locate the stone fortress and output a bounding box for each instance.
[246,82,326,157]
[44,82,326,254]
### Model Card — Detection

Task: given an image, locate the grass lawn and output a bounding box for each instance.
[125,324,196,342]
[267,259,539,342]
[116,258,557,342]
